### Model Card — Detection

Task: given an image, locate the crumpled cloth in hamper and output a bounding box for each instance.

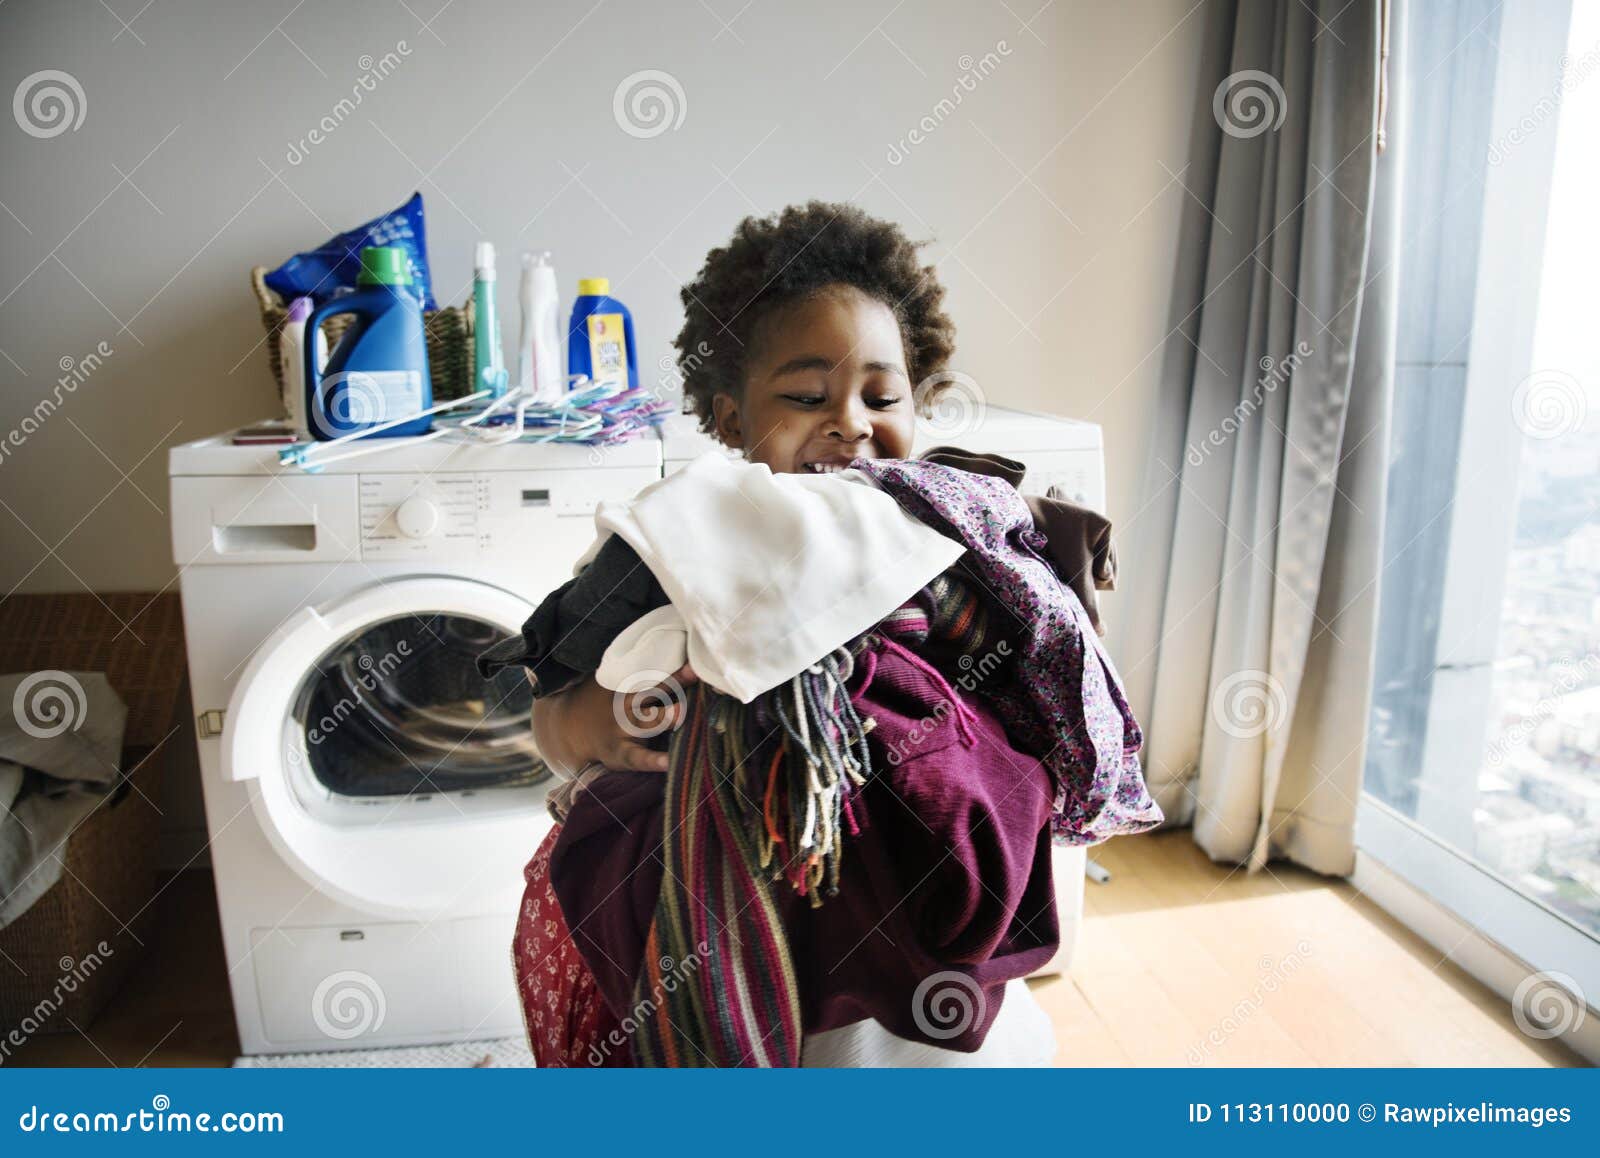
[0,672,127,928]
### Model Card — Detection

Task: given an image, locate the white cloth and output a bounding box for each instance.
[591,451,965,703]
[801,979,1057,1068]
[594,605,689,693]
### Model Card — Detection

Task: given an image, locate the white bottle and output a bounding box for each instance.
[279,297,327,439]
[518,251,563,404]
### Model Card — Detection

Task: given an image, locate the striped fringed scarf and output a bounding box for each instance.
[627,573,1007,1067]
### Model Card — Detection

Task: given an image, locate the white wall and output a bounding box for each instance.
[1,0,1205,620]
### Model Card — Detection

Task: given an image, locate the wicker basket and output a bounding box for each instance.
[0,593,187,1034]
[250,267,476,403]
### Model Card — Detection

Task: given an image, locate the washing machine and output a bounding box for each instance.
[170,431,660,1055]
[659,404,1109,976]
[175,405,1105,1058]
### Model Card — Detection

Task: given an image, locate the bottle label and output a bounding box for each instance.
[337,370,423,425]
[585,313,629,389]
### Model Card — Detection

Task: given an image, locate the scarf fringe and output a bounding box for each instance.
[720,647,876,905]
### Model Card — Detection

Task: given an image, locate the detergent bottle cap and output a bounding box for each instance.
[577,277,610,296]
[475,241,496,274]
[357,246,412,286]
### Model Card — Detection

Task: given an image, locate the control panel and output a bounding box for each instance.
[359,473,482,559]
[1006,453,1102,510]
[357,468,655,562]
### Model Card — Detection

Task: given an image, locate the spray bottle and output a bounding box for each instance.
[474,241,507,397]
[517,251,563,404]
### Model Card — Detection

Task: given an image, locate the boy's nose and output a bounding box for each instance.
[825,400,873,442]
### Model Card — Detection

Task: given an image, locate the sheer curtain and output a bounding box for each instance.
[1114,0,1400,874]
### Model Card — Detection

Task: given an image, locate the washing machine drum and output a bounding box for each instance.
[223,578,555,920]
[292,612,543,797]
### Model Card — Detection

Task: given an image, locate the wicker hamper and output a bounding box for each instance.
[250,267,475,404]
[0,593,187,1033]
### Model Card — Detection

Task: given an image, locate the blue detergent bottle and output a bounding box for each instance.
[567,277,637,391]
[303,246,433,440]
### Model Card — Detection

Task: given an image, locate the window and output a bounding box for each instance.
[1363,0,1600,996]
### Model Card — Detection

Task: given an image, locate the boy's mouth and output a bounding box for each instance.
[800,451,869,474]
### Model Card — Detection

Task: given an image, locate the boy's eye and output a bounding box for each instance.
[781,394,901,409]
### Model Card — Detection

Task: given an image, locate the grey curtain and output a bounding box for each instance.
[1114,0,1399,874]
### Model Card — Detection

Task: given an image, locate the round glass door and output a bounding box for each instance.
[288,611,549,800]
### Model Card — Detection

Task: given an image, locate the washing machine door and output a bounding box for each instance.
[222,577,553,920]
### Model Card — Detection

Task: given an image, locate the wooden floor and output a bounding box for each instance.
[1029,830,1582,1066]
[7,830,1584,1067]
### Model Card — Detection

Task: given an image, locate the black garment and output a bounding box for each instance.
[474,533,669,697]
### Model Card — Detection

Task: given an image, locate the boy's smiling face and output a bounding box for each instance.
[711,285,916,474]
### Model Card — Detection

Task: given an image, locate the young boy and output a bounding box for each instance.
[493,202,1152,1067]
[530,200,956,779]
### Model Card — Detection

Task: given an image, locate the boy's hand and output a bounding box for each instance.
[528,665,698,777]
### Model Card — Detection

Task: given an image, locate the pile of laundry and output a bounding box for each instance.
[479,450,1163,1066]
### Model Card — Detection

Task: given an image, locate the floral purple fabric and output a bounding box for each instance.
[852,457,1164,845]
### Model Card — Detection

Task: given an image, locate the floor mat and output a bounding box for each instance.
[233,1036,533,1068]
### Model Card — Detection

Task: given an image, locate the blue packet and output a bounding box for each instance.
[264,191,437,309]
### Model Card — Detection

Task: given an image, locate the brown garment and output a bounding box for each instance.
[917,445,1117,635]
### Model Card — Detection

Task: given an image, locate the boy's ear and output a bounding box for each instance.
[710,392,743,449]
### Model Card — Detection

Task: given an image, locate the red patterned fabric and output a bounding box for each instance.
[512,825,628,1067]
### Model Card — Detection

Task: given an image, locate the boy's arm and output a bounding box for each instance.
[528,667,696,777]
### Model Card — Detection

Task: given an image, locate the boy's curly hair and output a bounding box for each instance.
[673,201,956,432]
